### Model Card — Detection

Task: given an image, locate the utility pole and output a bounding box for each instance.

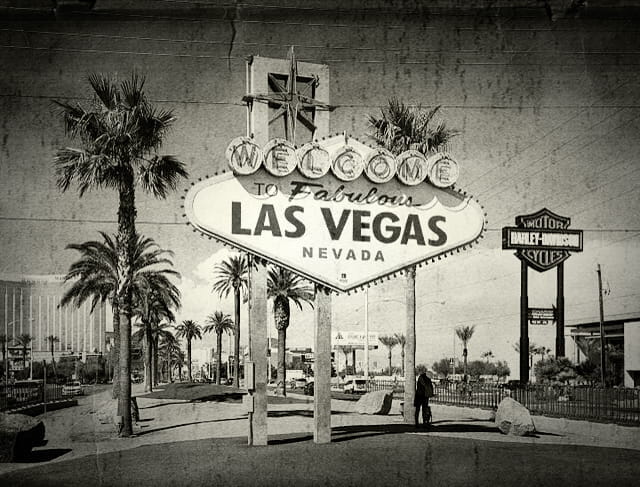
[364,288,369,380]
[597,264,607,386]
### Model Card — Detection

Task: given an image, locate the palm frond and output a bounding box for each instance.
[88,73,119,110]
[138,155,188,199]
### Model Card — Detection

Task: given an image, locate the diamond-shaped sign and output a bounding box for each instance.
[185,166,485,292]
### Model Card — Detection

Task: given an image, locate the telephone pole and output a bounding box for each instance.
[596,264,606,386]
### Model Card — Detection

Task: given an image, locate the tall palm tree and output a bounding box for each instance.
[175,320,202,382]
[61,232,179,398]
[159,335,181,382]
[46,335,60,376]
[369,98,457,422]
[133,275,180,392]
[379,335,399,376]
[266,266,315,396]
[204,311,234,385]
[455,325,476,379]
[15,334,32,370]
[150,322,175,386]
[212,255,249,386]
[54,73,188,436]
[394,333,407,376]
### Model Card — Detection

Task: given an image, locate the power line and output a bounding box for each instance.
[6,27,640,57]
[1,42,640,66]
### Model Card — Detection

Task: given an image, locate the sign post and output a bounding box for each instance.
[184,51,486,445]
[503,208,583,381]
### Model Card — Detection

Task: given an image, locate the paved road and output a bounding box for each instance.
[2,425,639,487]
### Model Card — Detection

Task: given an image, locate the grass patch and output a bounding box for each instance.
[139,382,245,402]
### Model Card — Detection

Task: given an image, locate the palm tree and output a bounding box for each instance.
[46,335,60,376]
[133,275,180,392]
[61,232,179,398]
[369,98,458,157]
[204,311,234,385]
[159,335,180,383]
[175,320,202,382]
[455,325,476,380]
[481,350,494,363]
[150,322,175,386]
[212,255,249,386]
[369,98,457,421]
[15,334,32,370]
[379,335,399,376]
[54,73,188,436]
[174,347,186,382]
[394,333,407,376]
[266,266,315,396]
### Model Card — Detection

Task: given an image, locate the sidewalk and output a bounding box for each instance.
[0,385,638,477]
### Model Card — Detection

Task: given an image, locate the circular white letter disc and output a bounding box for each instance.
[396,150,428,186]
[297,142,331,179]
[365,148,396,184]
[427,153,459,188]
[332,146,365,181]
[226,136,264,175]
[264,138,298,177]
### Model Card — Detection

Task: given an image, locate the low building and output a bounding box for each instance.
[567,312,640,387]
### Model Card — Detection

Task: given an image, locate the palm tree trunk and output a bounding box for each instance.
[111,301,120,399]
[216,333,223,385]
[463,347,468,378]
[187,339,192,382]
[117,170,136,437]
[401,346,405,376]
[153,337,159,386]
[388,349,392,376]
[276,327,286,396]
[168,358,172,382]
[144,326,152,393]
[233,288,241,386]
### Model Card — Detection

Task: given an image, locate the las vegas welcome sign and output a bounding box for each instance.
[184,134,486,292]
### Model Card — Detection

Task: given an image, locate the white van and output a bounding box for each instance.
[343,378,367,394]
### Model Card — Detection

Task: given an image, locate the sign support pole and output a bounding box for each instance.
[403,267,416,424]
[313,286,332,444]
[520,260,529,383]
[248,257,268,446]
[556,262,565,358]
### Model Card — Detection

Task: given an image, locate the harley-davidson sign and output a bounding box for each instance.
[502,208,583,272]
[185,134,485,292]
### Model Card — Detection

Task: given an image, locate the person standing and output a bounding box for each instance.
[414,372,434,427]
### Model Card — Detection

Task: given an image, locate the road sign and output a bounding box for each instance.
[528,307,556,325]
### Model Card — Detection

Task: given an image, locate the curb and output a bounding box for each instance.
[5,399,78,417]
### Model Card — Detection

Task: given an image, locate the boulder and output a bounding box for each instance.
[495,397,536,436]
[0,412,46,462]
[355,390,393,415]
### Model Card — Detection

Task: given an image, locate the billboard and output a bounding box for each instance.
[185,134,486,292]
[332,330,379,350]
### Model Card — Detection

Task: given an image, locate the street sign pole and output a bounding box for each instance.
[520,260,529,383]
[556,262,565,358]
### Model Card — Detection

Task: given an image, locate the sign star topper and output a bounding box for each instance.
[242,46,333,143]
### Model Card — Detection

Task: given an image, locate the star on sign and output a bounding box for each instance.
[243,46,333,143]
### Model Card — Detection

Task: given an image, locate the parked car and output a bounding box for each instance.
[294,378,307,389]
[343,378,367,394]
[62,381,83,396]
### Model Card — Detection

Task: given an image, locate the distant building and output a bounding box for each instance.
[568,312,640,387]
[0,274,108,363]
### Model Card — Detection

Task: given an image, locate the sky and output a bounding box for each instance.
[1,3,639,378]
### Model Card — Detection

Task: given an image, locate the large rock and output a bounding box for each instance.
[495,397,536,436]
[0,412,46,462]
[355,390,393,415]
